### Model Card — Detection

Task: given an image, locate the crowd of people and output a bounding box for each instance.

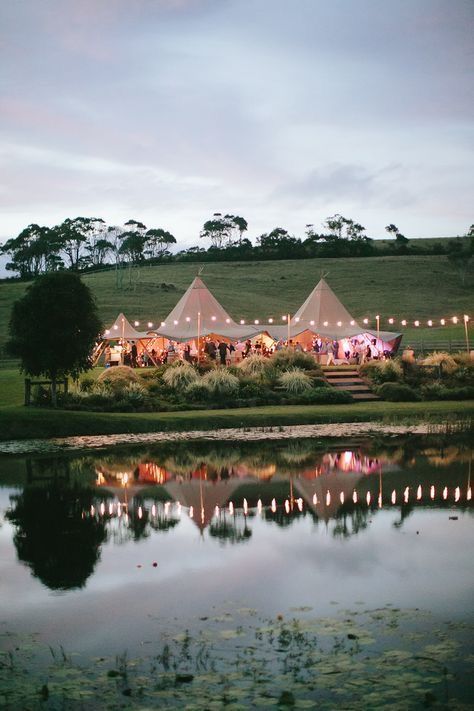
[104,334,390,368]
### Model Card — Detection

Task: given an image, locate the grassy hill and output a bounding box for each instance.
[0,254,472,359]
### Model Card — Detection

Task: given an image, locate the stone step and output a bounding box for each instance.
[351,393,380,401]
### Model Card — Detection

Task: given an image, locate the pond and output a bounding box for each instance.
[0,436,473,709]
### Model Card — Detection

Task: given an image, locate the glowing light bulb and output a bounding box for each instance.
[240,319,245,325]
[152,504,156,516]
[404,487,409,503]
[229,501,234,515]
[430,485,435,499]
[427,320,432,327]
[148,322,153,328]
[414,320,420,327]
[337,321,342,327]
[257,499,263,513]
[417,485,422,500]
[295,317,300,322]
[114,324,119,330]
[363,318,369,325]
[254,319,259,325]
[211,316,216,321]
[310,320,315,326]
[340,492,344,504]
[443,487,448,500]
[350,320,355,326]
[138,506,143,519]
[173,320,178,325]
[271,498,277,513]
[467,487,472,501]
[366,492,371,506]
[268,318,273,324]
[297,498,303,511]
[100,502,105,516]
[282,315,287,321]
[225,318,230,323]
[189,506,194,518]
[215,506,219,516]
[391,490,396,504]
[323,321,328,327]
[312,493,318,504]
[388,318,394,324]
[161,321,166,327]
[134,321,139,327]
[243,498,248,515]
[401,319,407,326]
[285,500,290,514]
[440,319,445,326]
[452,316,458,324]
[455,487,460,502]
[326,491,331,506]
[352,491,358,503]
[185,317,191,322]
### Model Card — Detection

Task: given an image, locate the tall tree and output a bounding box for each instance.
[200,213,233,249]
[6,272,102,406]
[1,224,63,278]
[145,228,177,259]
[54,217,105,270]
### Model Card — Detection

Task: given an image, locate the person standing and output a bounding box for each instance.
[326,340,335,366]
[218,340,228,366]
[131,341,138,368]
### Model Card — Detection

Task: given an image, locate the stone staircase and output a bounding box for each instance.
[322,366,379,401]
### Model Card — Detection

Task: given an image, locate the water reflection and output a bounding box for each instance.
[1,437,472,590]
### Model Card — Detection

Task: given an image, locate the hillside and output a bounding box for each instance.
[0,255,471,357]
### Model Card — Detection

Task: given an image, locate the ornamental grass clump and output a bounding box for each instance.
[360,360,403,384]
[184,380,211,402]
[278,367,313,394]
[162,363,199,392]
[201,369,240,397]
[421,352,458,374]
[97,365,139,391]
[237,355,270,378]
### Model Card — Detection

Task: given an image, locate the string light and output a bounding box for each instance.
[440,319,445,326]
[363,318,369,325]
[452,316,458,324]
[185,317,191,322]
[148,322,153,328]
[134,321,140,327]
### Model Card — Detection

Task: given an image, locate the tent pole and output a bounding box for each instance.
[197,311,201,363]
[464,315,470,354]
[287,313,290,345]
[121,317,125,364]
[376,314,380,344]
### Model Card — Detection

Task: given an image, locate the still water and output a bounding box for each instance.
[0,436,473,709]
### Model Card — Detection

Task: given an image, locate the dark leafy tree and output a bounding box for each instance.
[200,213,233,249]
[6,272,102,406]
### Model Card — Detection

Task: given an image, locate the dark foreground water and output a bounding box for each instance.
[0,436,473,709]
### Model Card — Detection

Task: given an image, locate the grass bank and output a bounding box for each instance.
[0,400,472,442]
[1,254,472,358]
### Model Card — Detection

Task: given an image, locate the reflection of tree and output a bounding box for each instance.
[6,484,107,590]
[264,508,310,528]
[332,506,370,538]
[208,515,252,544]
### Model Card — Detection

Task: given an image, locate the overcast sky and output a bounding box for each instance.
[1,0,473,254]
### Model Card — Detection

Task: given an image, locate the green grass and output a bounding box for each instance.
[0,254,472,359]
[0,400,472,442]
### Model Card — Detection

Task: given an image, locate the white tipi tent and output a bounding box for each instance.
[158,276,258,341]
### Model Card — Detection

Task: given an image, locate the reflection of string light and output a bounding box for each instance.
[366,492,371,506]
[109,503,114,515]
[404,487,409,503]
[285,499,290,514]
[189,506,194,518]
[455,487,460,502]
[352,491,358,503]
[417,485,422,500]
[138,506,143,519]
[215,505,219,517]
[340,492,344,504]
[297,498,303,511]
[229,502,234,515]
[378,494,382,508]
[152,504,156,516]
[90,505,95,515]
[312,493,318,504]
[243,498,248,515]
[326,491,331,506]
[443,487,448,500]
[391,490,396,504]
[257,499,263,514]
[100,502,105,516]
[467,487,472,501]
[271,498,277,513]
[430,485,435,500]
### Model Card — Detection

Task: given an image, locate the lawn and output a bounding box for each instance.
[0,400,472,442]
[0,254,472,360]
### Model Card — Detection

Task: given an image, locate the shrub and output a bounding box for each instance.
[421,352,458,374]
[97,366,139,391]
[237,355,270,379]
[377,382,421,402]
[452,352,474,367]
[162,363,199,392]
[297,388,354,404]
[360,360,403,384]
[123,381,147,406]
[184,380,211,402]
[238,378,272,399]
[421,384,474,401]
[79,376,95,393]
[278,368,313,394]
[195,361,217,375]
[271,348,321,373]
[201,369,240,397]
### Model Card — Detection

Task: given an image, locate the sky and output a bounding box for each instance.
[0,0,473,263]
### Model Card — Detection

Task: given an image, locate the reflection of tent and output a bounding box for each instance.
[294,471,364,522]
[158,277,258,342]
[259,278,402,352]
[164,478,243,531]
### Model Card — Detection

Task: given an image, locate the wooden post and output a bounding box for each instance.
[24,378,31,406]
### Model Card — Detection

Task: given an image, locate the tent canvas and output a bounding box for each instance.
[158,276,258,342]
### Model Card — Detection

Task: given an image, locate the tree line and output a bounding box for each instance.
[1,213,472,280]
